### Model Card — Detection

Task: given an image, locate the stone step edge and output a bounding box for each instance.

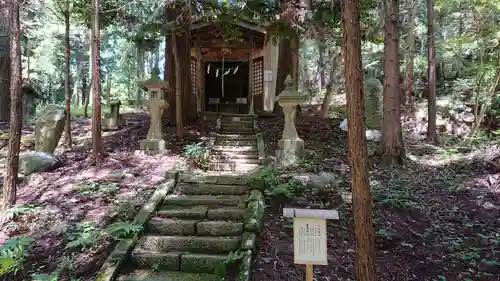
[129,250,230,273]
[95,170,180,281]
[117,270,219,281]
[147,218,244,236]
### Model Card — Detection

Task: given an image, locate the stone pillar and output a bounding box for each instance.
[140,99,169,151]
[34,105,67,154]
[275,75,305,164]
[103,100,122,131]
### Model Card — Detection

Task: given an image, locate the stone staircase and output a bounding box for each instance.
[208,114,262,173]
[97,113,265,281]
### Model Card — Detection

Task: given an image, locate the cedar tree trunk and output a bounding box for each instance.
[378,0,406,166]
[340,0,377,280]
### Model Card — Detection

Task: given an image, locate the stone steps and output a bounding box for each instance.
[102,114,264,281]
[208,162,260,172]
[157,205,246,221]
[210,152,259,160]
[116,174,256,281]
[137,235,241,253]
[209,157,261,165]
[176,183,249,195]
[164,194,248,206]
[118,270,219,281]
[147,218,244,236]
[130,250,229,273]
[211,145,257,152]
[215,139,257,145]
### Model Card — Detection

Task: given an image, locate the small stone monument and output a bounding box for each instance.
[102,100,123,131]
[275,75,305,164]
[363,77,383,129]
[138,69,170,152]
[35,104,67,154]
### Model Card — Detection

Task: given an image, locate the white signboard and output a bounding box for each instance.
[264,70,273,82]
[293,217,328,265]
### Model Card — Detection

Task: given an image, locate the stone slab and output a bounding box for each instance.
[197,221,244,236]
[138,235,241,254]
[177,183,249,195]
[157,206,208,220]
[117,270,219,281]
[164,195,248,207]
[130,250,180,270]
[180,253,228,273]
[207,207,246,221]
[148,218,198,235]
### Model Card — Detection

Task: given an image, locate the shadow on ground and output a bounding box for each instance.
[0,112,213,281]
[253,116,500,281]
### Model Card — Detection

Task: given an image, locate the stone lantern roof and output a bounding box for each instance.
[138,68,170,91]
[276,75,305,101]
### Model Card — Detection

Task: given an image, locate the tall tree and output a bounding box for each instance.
[171,28,183,138]
[0,4,10,122]
[91,0,103,163]
[1,0,22,209]
[63,0,72,148]
[426,0,439,143]
[403,0,416,105]
[378,0,406,166]
[340,0,377,280]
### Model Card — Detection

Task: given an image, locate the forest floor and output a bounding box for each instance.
[0,112,212,280]
[252,109,500,281]
[1,103,499,281]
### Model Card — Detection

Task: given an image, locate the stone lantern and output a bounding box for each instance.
[275,75,305,163]
[103,99,123,131]
[138,69,170,151]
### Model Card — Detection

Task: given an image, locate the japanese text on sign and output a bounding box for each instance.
[293,217,328,265]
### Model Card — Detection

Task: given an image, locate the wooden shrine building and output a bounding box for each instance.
[190,20,279,114]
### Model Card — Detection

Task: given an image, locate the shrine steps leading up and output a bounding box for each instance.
[208,114,263,173]
[114,173,264,281]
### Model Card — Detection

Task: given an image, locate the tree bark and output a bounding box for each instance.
[403,0,416,106]
[340,0,377,280]
[0,11,10,122]
[378,0,406,166]
[426,0,439,143]
[317,41,327,90]
[64,0,72,149]
[91,0,103,164]
[2,0,22,209]
[320,50,341,118]
[136,43,145,104]
[171,31,183,138]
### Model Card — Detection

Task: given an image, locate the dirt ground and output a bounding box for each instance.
[0,112,212,280]
[252,115,500,281]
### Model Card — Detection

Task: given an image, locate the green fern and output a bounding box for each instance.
[5,204,39,220]
[31,272,59,281]
[105,221,143,240]
[0,236,34,277]
[65,221,100,250]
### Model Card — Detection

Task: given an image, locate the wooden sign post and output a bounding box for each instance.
[283,208,339,281]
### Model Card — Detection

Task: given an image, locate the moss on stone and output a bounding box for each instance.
[197,221,244,236]
[180,253,228,273]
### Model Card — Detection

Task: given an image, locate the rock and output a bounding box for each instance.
[282,172,341,194]
[19,152,60,175]
[35,105,66,153]
[339,119,382,142]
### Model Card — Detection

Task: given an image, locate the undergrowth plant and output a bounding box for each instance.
[249,165,304,202]
[0,236,34,277]
[183,142,210,170]
[214,250,245,278]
